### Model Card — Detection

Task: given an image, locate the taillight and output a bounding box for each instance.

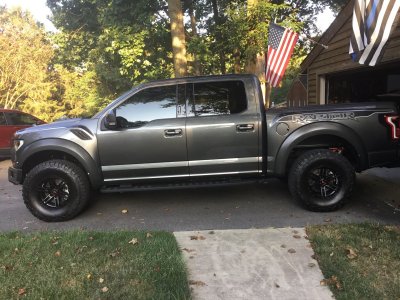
[385,115,400,140]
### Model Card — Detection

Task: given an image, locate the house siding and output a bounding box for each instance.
[305,8,400,105]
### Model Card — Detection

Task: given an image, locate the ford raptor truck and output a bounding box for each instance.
[8,74,400,221]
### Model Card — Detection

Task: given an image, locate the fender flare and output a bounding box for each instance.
[274,122,368,176]
[19,139,103,188]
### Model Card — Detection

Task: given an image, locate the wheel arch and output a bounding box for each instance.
[19,139,102,189]
[275,122,368,176]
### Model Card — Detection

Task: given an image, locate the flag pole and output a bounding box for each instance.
[300,34,329,49]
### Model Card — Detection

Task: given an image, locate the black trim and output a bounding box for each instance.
[8,166,22,184]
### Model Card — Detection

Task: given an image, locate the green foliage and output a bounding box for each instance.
[47,0,174,104]
[0,7,53,111]
[0,0,347,119]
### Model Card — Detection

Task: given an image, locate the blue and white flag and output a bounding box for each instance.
[349,0,400,66]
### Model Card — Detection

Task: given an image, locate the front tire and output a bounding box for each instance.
[288,149,355,212]
[23,160,90,222]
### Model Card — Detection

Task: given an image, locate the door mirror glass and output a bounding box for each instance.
[104,109,118,130]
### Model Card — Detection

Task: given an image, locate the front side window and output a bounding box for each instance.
[6,112,37,125]
[115,85,177,128]
[192,81,247,117]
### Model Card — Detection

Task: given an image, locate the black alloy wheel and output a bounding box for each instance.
[23,159,90,222]
[288,149,355,212]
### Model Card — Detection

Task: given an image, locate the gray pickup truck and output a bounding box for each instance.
[8,74,400,221]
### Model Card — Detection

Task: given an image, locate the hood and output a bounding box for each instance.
[16,118,84,135]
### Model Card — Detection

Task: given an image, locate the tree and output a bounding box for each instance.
[0,7,53,110]
[168,0,188,77]
[47,0,174,104]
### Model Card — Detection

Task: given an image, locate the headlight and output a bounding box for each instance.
[13,139,24,151]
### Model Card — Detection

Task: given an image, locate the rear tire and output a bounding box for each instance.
[23,160,90,222]
[288,149,355,212]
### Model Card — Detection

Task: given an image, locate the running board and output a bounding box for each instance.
[100,178,262,193]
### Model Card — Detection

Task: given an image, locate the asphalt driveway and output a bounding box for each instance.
[0,159,399,232]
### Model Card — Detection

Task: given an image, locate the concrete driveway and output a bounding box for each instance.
[0,159,399,232]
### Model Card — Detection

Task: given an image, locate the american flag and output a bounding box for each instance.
[350,0,400,66]
[265,23,298,88]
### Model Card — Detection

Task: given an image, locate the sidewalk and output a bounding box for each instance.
[174,228,334,300]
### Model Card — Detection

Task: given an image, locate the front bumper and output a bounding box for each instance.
[8,166,23,185]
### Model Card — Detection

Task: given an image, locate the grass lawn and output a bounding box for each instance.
[0,231,190,299]
[307,223,400,300]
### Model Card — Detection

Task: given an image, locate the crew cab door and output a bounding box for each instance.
[185,79,261,177]
[97,84,188,182]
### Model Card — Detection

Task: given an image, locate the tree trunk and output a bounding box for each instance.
[188,1,201,75]
[168,0,187,77]
[210,0,226,74]
[245,0,267,106]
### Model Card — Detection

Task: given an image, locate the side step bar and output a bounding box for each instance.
[100,178,264,193]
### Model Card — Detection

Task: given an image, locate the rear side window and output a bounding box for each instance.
[6,112,37,125]
[191,81,247,117]
[0,113,6,125]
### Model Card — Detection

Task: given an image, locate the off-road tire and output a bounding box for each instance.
[288,149,355,212]
[23,160,90,222]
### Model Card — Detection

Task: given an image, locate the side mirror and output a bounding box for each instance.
[104,109,118,130]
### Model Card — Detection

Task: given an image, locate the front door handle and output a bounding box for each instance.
[236,124,255,132]
[164,128,183,137]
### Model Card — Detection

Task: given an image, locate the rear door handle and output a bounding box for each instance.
[236,124,255,132]
[164,128,183,137]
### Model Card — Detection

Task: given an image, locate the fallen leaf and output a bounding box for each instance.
[101,286,109,293]
[2,265,13,271]
[109,248,121,257]
[99,278,104,283]
[288,248,296,254]
[293,235,301,239]
[274,282,280,288]
[182,248,195,253]
[281,244,287,248]
[320,276,342,290]
[324,218,332,223]
[189,280,206,286]
[346,247,358,259]
[121,209,128,214]
[55,251,61,257]
[146,233,153,238]
[128,238,138,245]
[190,235,206,240]
[18,288,26,296]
